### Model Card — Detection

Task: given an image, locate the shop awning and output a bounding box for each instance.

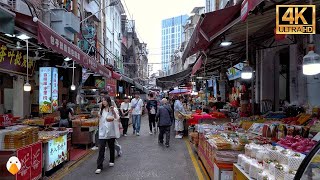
[134,82,144,92]
[192,56,203,75]
[241,0,265,21]
[156,68,192,89]
[37,20,112,78]
[0,6,15,35]
[121,75,134,84]
[112,71,122,80]
[182,4,241,61]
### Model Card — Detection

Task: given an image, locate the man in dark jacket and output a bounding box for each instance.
[156,98,174,147]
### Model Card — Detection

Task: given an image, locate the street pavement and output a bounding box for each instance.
[62,115,198,180]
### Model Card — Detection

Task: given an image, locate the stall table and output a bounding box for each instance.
[187,113,214,126]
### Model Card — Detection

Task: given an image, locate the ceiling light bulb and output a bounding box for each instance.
[17,34,31,40]
[64,57,72,61]
[220,41,232,47]
[303,50,320,75]
[71,84,76,90]
[23,82,31,92]
[241,66,253,79]
[5,34,15,37]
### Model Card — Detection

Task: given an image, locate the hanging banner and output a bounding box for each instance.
[16,142,42,180]
[51,68,58,111]
[95,78,105,89]
[39,67,52,113]
[227,63,244,80]
[106,78,117,97]
[0,42,35,76]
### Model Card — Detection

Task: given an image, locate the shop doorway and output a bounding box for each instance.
[278,48,290,108]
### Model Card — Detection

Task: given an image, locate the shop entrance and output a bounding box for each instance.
[278,48,290,107]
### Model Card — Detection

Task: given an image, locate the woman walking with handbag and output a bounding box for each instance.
[95,96,120,174]
[120,97,130,136]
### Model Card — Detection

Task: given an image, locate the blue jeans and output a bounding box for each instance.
[132,114,141,133]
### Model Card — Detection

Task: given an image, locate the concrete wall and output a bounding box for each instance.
[306,35,320,107]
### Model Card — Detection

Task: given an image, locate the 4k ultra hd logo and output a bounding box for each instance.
[276,5,316,34]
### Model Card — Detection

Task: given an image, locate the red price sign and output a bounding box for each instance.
[0,114,13,127]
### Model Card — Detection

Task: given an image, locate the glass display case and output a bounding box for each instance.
[295,141,320,180]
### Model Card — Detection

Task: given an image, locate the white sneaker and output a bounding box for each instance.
[91,146,99,150]
[136,132,140,136]
[95,169,102,174]
[149,131,153,135]
[178,135,183,139]
[124,134,127,137]
[175,135,180,139]
[109,163,114,167]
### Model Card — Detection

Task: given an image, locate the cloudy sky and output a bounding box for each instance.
[121,0,205,74]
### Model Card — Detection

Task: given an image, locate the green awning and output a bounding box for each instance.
[0,6,15,35]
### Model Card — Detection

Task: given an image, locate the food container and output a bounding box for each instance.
[243,158,252,173]
[245,144,252,157]
[269,162,277,176]
[257,171,270,180]
[238,154,245,165]
[249,163,263,179]
[288,153,305,171]
[256,150,269,162]
[275,164,288,180]
[284,171,296,180]
[277,150,292,165]
[263,159,272,169]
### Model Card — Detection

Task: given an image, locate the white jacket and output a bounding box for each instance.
[98,107,120,139]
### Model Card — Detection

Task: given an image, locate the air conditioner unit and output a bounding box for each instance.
[0,0,9,6]
[118,33,122,41]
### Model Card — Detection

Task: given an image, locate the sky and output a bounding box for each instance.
[121,0,205,74]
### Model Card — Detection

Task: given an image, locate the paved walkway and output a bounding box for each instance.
[61,115,199,180]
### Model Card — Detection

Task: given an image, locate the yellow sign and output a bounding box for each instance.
[276,5,316,34]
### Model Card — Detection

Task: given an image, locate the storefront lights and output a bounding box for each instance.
[71,61,76,91]
[17,34,31,40]
[241,65,253,79]
[64,57,72,61]
[303,45,320,75]
[220,41,232,47]
[24,82,31,92]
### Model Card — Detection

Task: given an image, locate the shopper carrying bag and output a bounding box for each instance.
[95,96,120,174]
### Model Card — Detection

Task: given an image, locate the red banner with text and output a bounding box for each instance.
[16,142,42,180]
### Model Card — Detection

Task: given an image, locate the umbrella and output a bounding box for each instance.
[169,89,190,94]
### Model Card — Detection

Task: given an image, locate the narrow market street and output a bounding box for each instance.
[57,115,204,180]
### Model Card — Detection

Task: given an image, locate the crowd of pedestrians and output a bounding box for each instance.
[95,91,188,174]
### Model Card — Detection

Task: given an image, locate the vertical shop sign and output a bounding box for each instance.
[16,142,42,180]
[51,68,58,111]
[105,78,117,97]
[39,67,52,113]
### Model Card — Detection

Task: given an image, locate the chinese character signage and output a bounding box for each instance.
[37,21,112,78]
[105,78,117,97]
[39,67,58,113]
[16,142,42,180]
[46,135,67,171]
[0,42,35,76]
[52,68,58,111]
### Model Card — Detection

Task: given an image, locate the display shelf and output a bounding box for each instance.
[233,164,253,180]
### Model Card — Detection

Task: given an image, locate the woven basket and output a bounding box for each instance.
[288,156,304,171]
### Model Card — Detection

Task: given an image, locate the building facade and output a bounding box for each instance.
[161,15,188,75]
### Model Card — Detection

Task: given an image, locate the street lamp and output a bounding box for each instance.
[241,20,253,80]
[80,0,119,23]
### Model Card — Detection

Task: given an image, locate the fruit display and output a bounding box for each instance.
[277,135,317,153]
[72,117,99,127]
[40,101,52,113]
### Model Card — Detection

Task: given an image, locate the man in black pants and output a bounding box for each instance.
[156,98,174,147]
[146,93,158,134]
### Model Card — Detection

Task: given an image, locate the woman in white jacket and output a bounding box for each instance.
[95,96,120,174]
